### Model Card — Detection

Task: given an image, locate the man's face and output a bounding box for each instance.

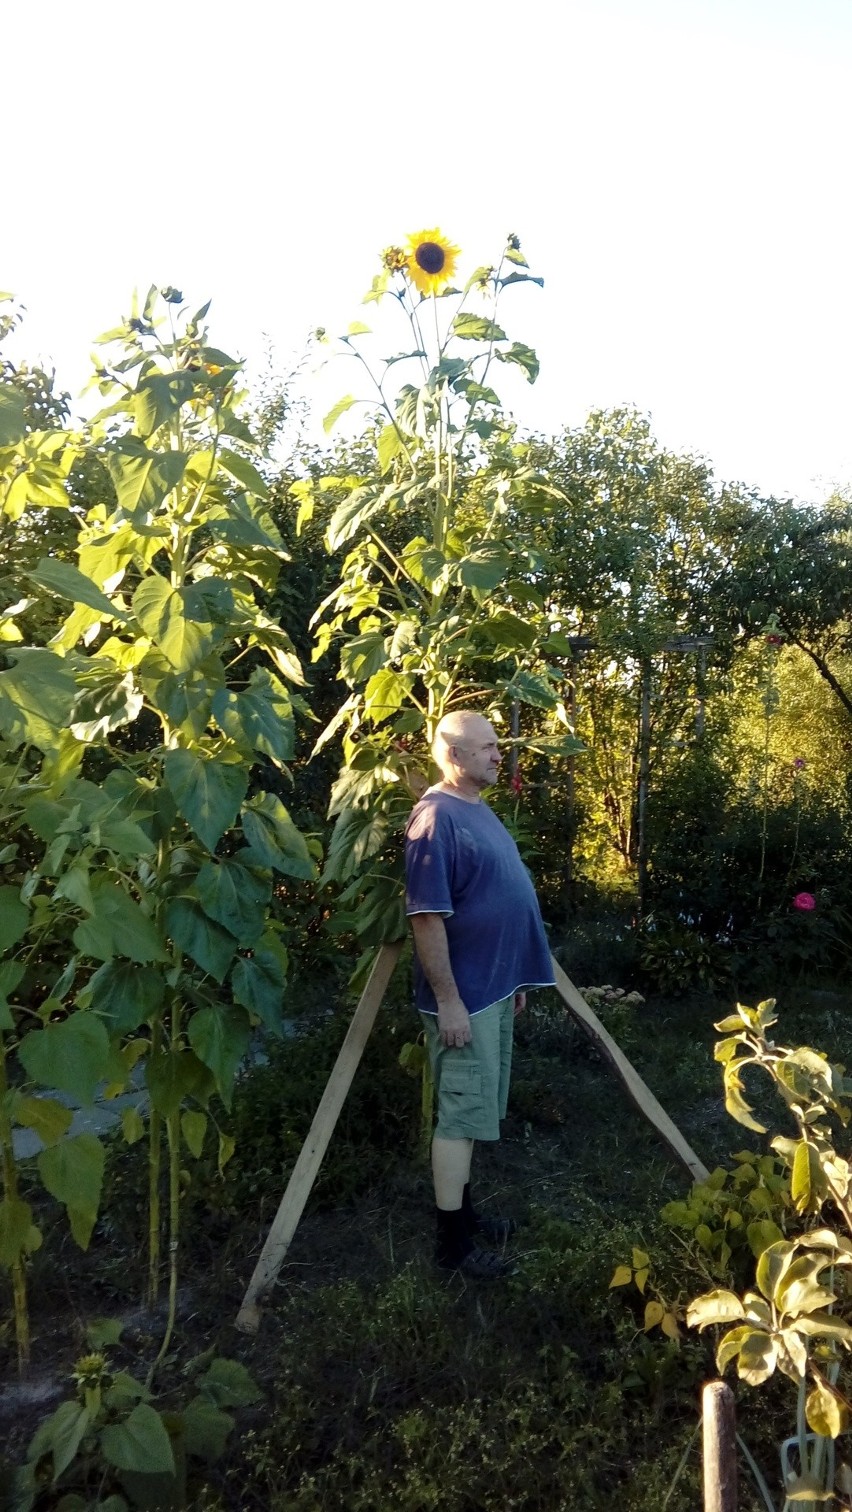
[454,721,502,789]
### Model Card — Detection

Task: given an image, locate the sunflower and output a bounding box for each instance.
[405,229,461,297]
[381,245,408,273]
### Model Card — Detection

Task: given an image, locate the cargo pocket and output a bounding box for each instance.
[436,1061,483,1135]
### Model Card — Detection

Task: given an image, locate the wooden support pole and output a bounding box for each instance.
[636,659,652,921]
[235,940,404,1334]
[551,957,709,1184]
[702,1380,737,1512]
[696,642,707,740]
[235,942,710,1334]
[565,671,577,902]
[509,699,520,779]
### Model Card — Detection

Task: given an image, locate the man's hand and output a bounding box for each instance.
[437,995,472,1049]
[513,991,527,1018]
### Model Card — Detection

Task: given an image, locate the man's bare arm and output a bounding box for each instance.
[409,913,472,1048]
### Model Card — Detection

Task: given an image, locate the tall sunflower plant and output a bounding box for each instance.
[0,289,316,1373]
[294,231,583,955]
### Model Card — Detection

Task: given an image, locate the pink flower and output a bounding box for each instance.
[510,772,523,796]
[793,757,806,770]
[793,892,816,911]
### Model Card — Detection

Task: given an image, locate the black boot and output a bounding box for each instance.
[435,1206,515,1278]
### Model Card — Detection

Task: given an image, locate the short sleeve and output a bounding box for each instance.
[405,804,455,916]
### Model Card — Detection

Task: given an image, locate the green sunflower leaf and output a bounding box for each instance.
[323,394,358,434]
[14,1097,73,1147]
[37,1133,105,1250]
[0,885,28,951]
[451,314,507,342]
[0,386,26,446]
[133,576,213,672]
[29,558,129,622]
[163,748,249,852]
[0,648,78,753]
[241,793,315,880]
[19,1017,112,1104]
[187,1005,251,1107]
[146,1047,214,1119]
[101,1402,175,1475]
[0,1198,36,1266]
[494,341,540,383]
[164,897,237,983]
[377,424,404,475]
[217,447,269,500]
[105,439,187,520]
[231,950,286,1035]
[181,1110,207,1158]
[211,669,294,765]
[194,857,270,945]
[87,961,165,1034]
[499,271,544,290]
[182,1395,235,1462]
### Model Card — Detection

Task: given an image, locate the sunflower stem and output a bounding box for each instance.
[0,1034,30,1372]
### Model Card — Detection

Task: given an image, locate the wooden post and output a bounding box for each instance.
[235,940,404,1334]
[636,659,652,920]
[509,699,520,779]
[702,1380,737,1512]
[564,671,577,904]
[696,643,707,740]
[551,957,709,1184]
[235,941,712,1334]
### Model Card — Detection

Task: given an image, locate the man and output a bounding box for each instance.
[404,710,555,1277]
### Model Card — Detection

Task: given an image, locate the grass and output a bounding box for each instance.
[4,973,852,1509]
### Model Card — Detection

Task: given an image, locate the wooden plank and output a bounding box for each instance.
[702,1380,738,1512]
[235,940,404,1334]
[551,957,709,1184]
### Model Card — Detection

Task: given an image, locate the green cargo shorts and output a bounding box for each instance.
[420,995,515,1141]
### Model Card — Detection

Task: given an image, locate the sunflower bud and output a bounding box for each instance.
[72,1352,109,1392]
[381,245,408,274]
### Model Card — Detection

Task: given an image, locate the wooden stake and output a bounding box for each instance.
[235,943,711,1334]
[702,1380,737,1512]
[235,940,404,1334]
[551,957,709,1184]
[636,658,652,920]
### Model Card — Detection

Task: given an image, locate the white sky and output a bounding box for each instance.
[6,0,852,502]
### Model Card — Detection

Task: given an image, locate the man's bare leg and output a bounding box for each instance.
[432,1135,473,1209]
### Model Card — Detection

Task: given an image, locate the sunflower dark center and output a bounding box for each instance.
[415,241,446,275]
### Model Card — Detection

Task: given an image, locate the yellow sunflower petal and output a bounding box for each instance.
[405,228,461,297]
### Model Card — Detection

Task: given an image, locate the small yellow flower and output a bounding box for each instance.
[406,229,461,297]
[381,245,408,274]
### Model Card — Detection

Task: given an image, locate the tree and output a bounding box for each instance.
[712,490,852,720]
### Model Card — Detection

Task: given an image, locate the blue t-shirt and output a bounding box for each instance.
[404,789,555,1015]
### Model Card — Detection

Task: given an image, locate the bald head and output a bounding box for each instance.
[432,711,502,794]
